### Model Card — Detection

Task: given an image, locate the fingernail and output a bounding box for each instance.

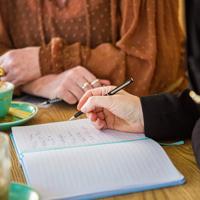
[81,105,87,113]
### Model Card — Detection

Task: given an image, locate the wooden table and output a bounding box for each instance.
[10,103,200,200]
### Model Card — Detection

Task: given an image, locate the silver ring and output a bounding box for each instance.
[81,82,90,89]
[91,79,99,86]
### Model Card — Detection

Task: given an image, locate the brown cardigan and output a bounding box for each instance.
[0,0,187,96]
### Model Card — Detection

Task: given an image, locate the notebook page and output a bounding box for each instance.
[22,139,184,200]
[12,119,145,153]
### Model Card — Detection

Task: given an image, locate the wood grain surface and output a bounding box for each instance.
[9,102,200,200]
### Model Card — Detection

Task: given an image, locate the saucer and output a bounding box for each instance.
[9,182,40,200]
[0,101,38,131]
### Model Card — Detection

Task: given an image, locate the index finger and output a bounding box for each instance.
[77,86,116,110]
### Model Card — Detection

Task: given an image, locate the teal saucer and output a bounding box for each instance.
[9,182,40,200]
[0,101,38,131]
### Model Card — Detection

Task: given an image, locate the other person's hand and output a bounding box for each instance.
[0,47,41,86]
[77,86,144,133]
[22,66,110,104]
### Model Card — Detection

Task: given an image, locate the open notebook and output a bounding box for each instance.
[11,119,185,200]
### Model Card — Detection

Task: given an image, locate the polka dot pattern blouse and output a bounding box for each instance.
[0,0,187,95]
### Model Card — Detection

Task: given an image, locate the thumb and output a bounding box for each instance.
[80,96,113,113]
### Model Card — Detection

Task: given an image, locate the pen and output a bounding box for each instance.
[39,98,62,106]
[69,77,134,120]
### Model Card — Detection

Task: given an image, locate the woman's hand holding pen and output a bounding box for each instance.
[77,86,144,133]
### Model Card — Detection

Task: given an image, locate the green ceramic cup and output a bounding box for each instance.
[0,82,14,118]
[9,182,40,200]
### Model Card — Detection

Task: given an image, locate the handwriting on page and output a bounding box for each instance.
[12,119,145,152]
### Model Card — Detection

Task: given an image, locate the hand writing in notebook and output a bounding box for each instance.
[77,86,144,133]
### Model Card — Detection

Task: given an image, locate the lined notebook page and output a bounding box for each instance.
[12,119,145,153]
[22,139,184,200]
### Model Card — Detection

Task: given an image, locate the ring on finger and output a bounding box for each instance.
[0,66,5,77]
[90,79,99,86]
[81,82,90,89]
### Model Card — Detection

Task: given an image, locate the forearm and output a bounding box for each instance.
[140,89,200,140]
[21,74,57,99]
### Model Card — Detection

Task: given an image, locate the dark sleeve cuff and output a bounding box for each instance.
[140,89,200,141]
[192,118,200,168]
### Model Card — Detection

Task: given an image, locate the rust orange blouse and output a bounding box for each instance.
[0,0,187,96]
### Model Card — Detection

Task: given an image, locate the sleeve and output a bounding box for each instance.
[0,12,22,95]
[40,39,131,86]
[40,0,183,95]
[0,13,12,55]
[186,0,200,93]
[140,89,200,141]
[40,0,156,84]
[192,118,200,167]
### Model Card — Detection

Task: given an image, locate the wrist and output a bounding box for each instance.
[35,47,42,78]
[129,96,144,132]
[137,98,144,132]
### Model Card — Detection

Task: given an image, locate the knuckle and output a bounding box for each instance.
[12,68,19,75]
[104,86,110,94]
[57,84,65,94]
[104,86,114,94]
[67,69,76,77]
[76,92,83,100]
[85,90,91,97]
[6,51,13,57]
[14,67,20,73]
[55,86,64,97]
[75,66,86,75]
[60,76,70,86]
[66,94,77,104]
[60,78,68,86]
[10,69,15,76]
[75,66,84,72]
[6,51,15,59]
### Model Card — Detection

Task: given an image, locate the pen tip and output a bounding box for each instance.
[38,102,47,106]
[69,116,75,121]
